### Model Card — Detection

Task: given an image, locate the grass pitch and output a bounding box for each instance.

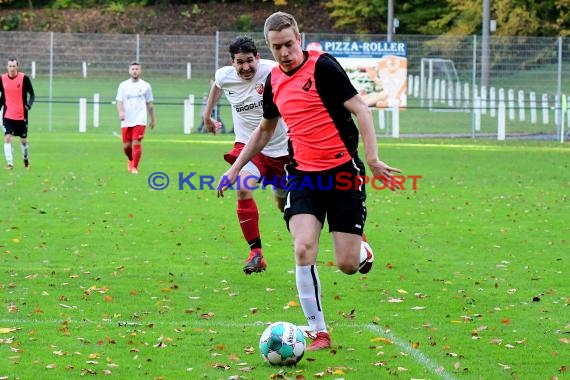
[1,131,568,379]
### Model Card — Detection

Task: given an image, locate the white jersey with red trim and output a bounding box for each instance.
[116,78,153,128]
[214,59,288,158]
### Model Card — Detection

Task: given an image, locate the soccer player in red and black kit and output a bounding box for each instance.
[0,57,35,170]
[217,12,401,350]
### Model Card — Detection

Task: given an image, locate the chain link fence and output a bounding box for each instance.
[0,31,567,141]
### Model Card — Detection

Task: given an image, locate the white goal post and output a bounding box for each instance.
[420,58,463,111]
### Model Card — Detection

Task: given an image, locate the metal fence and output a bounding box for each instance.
[0,31,568,141]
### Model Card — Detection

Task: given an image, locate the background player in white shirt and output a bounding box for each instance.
[116,61,155,174]
[204,36,289,275]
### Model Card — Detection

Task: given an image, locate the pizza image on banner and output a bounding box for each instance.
[307,40,408,109]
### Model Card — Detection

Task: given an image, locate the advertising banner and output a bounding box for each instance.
[306,40,408,108]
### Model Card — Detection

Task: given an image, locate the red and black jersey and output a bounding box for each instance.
[263,50,360,172]
[0,72,35,121]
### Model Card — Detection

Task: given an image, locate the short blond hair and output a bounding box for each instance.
[263,12,300,43]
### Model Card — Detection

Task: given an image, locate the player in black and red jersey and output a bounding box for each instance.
[217,12,401,350]
[0,57,35,170]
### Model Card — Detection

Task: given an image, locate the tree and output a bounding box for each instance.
[325,0,448,34]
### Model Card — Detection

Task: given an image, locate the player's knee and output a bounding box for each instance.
[336,258,358,275]
[294,240,317,263]
[236,187,253,199]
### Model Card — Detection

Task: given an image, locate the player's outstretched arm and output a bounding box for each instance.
[344,94,401,184]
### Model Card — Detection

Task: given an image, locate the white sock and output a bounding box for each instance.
[4,143,13,164]
[296,265,327,333]
[20,142,29,160]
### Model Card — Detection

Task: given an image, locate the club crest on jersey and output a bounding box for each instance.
[255,83,264,95]
[302,78,313,92]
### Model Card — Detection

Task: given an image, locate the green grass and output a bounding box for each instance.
[1,132,568,379]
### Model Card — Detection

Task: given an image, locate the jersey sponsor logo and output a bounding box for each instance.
[234,100,263,113]
[255,83,264,95]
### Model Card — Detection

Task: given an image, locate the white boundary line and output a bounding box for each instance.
[0,319,456,379]
[366,324,457,380]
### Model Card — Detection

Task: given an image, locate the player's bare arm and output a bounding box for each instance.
[117,100,125,121]
[216,117,279,197]
[203,82,223,134]
[147,102,155,129]
[344,94,401,181]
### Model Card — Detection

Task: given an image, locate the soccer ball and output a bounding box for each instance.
[259,322,306,365]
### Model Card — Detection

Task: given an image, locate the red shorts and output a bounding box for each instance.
[122,125,146,143]
[224,142,289,190]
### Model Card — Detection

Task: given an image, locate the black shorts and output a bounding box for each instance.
[3,119,28,138]
[283,157,367,235]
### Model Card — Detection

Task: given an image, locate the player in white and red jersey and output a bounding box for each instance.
[203,36,289,275]
[116,61,155,174]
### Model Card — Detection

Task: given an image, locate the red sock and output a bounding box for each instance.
[132,144,142,168]
[124,145,133,161]
[237,199,261,250]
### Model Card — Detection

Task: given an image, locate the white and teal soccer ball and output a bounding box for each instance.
[259,322,306,366]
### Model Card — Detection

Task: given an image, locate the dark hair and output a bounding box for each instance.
[7,57,18,64]
[228,36,257,60]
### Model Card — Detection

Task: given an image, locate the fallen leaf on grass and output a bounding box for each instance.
[0,327,19,334]
[211,363,230,370]
[341,309,356,320]
[371,337,393,344]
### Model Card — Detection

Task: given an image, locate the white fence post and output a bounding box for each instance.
[474,97,481,131]
[463,82,470,110]
[530,92,537,124]
[542,94,549,124]
[413,75,419,97]
[508,89,515,121]
[184,94,195,134]
[93,93,100,128]
[518,90,525,122]
[79,98,87,133]
[497,101,506,140]
[433,78,440,104]
[391,103,400,138]
[378,109,385,130]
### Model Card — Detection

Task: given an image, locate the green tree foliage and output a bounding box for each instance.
[324,0,449,34]
[0,0,568,36]
[325,0,569,37]
[426,0,570,36]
